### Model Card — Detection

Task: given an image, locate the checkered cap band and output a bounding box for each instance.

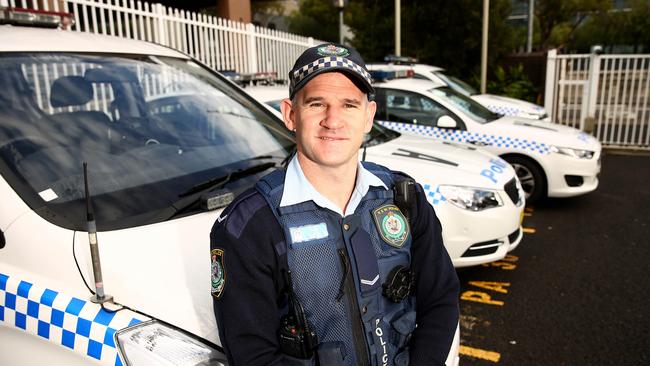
[0,272,147,366]
[290,56,372,94]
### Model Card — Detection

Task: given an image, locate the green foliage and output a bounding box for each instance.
[569,0,650,53]
[534,0,611,49]
[346,0,516,78]
[486,64,538,103]
[286,0,340,42]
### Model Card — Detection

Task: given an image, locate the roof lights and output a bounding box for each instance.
[0,7,74,29]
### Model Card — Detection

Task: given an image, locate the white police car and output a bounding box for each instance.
[371,77,602,203]
[367,61,550,121]
[0,11,300,365]
[246,86,526,269]
[0,10,465,366]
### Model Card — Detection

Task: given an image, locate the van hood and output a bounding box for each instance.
[365,134,516,189]
[489,116,601,151]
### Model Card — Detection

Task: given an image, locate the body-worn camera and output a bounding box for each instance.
[383,265,415,302]
[280,270,318,359]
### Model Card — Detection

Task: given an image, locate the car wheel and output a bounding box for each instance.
[503,156,546,204]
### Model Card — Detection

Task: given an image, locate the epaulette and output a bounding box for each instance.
[217,188,269,239]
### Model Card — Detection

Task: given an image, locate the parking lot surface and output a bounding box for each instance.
[457,152,650,365]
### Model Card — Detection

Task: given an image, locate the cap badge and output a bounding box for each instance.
[317,44,350,57]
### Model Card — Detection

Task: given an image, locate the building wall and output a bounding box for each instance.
[218,0,252,23]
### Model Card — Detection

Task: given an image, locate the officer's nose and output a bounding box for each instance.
[320,105,345,130]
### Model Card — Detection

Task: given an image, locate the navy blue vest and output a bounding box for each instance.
[256,162,416,366]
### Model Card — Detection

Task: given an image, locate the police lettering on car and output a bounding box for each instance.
[210,43,460,366]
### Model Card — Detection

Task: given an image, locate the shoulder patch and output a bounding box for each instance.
[211,248,226,299]
[372,204,410,248]
[221,189,268,239]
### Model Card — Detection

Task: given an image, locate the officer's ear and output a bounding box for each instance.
[364,99,377,134]
[280,98,297,132]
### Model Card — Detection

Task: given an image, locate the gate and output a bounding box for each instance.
[545,50,650,149]
[544,50,650,150]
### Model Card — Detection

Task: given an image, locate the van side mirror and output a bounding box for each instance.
[437,115,457,128]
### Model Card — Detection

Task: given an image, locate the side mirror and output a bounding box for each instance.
[437,115,457,128]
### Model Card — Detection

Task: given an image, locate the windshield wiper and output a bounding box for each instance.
[162,161,278,221]
[178,161,277,198]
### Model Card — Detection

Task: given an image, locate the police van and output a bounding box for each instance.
[368,58,550,121]
[247,85,526,269]
[368,75,602,203]
[0,9,465,366]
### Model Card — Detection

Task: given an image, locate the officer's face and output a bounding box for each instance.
[281,72,376,170]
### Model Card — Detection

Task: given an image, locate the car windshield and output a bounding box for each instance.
[0,53,293,230]
[433,71,478,96]
[364,123,400,147]
[428,87,499,124]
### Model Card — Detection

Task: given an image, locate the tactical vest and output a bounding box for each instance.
[255,162,417,366]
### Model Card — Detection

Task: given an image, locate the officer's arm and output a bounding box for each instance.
[409,184,460,366]
[211,198,300,366]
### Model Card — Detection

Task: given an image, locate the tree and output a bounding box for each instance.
[286,0,340,42]
[534,0,610,50]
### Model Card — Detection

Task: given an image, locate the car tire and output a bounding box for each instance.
[502,155,546,204]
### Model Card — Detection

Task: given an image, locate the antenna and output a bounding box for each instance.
[83,162,113,304]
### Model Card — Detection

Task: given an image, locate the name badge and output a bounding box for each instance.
[289,223,329,244]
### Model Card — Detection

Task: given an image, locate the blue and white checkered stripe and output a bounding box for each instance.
[0,272,148,366]
[377,120,551,155]
[422,184,446,206]
[290,56,372,89]
[486,105,521,117]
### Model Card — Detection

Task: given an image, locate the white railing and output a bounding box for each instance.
[545,50,650,149]
[8,0,316,81]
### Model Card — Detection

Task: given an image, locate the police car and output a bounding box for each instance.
[0,10,300,366]
[367,59,550,121]
[246,85,526,269]
[0,10,462,366]
[370,77,602,203]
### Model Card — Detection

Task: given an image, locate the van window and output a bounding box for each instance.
[0,53,293,230]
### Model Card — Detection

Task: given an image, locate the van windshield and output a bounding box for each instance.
[429,87,500,124]
[0,53,293,230]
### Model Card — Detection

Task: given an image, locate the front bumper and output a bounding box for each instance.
[434,196,524,268]
[544,149,602,197]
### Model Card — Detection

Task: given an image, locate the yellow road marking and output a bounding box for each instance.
[523,212,532,217]
[460,345,501,362]
[522,227,536,234]
[460,291,504,306]
[469,281,510,294]
[525,207,534,213]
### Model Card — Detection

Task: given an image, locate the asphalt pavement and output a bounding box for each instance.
[457,152,650,365]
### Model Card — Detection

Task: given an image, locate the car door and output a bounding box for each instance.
[374,87,466,136]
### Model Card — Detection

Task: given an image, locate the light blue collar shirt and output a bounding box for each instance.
[280,155,388,217]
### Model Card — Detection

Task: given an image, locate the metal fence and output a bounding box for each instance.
[545,50,650,149]
[7,0,316,81]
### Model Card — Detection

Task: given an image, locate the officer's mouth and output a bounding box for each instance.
[317,136,347,141]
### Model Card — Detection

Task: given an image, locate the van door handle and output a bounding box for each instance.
[467,140,489,147]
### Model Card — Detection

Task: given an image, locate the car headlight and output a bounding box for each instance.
[438,185,504,211]
[115,320,227,366]
[550,145,595,159]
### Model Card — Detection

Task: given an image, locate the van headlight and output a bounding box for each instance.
[550,145,594,159]
[115,320,227,366]
[438,185,503,211]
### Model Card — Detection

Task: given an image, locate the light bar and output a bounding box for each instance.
[384,55,419,64]
[370,68,414,81]
[0,7,74,29]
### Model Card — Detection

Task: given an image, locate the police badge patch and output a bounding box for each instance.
[211,248,226,299]
[317,44,350,57]
[372,205,410,248]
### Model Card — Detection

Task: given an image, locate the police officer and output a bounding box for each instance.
[211,43,459,366]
